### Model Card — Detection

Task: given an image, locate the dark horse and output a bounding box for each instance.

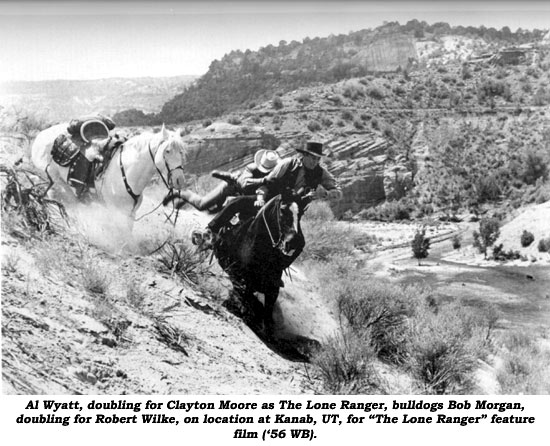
[213,192,307,332]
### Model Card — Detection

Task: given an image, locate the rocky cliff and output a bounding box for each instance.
[352,33,418,72]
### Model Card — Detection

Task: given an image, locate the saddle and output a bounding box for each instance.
[51,133,126,201]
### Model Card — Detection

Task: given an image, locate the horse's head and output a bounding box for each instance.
[262,195,304,258]
[154,125,187,189]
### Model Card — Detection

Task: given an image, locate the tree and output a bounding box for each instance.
[412,228,430,265]
[473,217,500,259]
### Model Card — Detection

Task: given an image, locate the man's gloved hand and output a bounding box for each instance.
[254,193,266,207]
[328,189,343,201]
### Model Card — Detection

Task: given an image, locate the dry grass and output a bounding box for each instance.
[81,259,111,295]
[125,278,148,309]
[311,328,382,394]
[496,330,550,394]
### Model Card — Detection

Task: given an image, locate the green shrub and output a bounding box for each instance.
[367,87,385,100]
[307,120,322,132]
[452,234,462,250]
[473,217,500,259]
[81,260,111,295]
[336,279,424,364]
[412,228,430,265]
[341,110,354,121]
[361,200,412,222]
[319,117,331,128]
[496,330,550,394]
[296,92,312,104]
[342,81,366,100]
[272,96,284,110]
[492,244,521,261]
[520,230,535,247]
[312,328,381,394]
[410,302,493,394]
[126,279,148,309]
[538,237,550,252]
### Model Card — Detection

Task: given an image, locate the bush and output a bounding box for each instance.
[412,228,430,265]
[307,120,322,132]
[473,217,500,259]
[342,81,365,100]
[341,110,354,121]
[336,279,423,364]
[410,302,493,394]
[367,87,385,100]
[296,92,312,104]
[312,329,380,394]
[300,219,375,261]
[538,237,550,252]
[272,96,284,110]
[496,330,550,394]
[81,260,111,295]
[126,279,148,309]
[492,244,521,261]
[520,230,535,247]
[451,234,462,250]
[361,200,411,222]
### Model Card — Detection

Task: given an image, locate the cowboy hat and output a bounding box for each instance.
[297,141,324,158]
[80,120,110,143]
[254,149,281,173]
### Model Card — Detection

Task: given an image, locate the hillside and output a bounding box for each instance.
[119,21,547,125]
[0,75,197,123]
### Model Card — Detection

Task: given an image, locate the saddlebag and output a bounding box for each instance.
[51,133,80,167]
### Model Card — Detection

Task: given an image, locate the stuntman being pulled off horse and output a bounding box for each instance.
[163,148,283,245]
[170,140,342,251]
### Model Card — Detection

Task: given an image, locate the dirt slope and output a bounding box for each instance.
[2,194,339,395]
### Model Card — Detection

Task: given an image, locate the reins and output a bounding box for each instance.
[261,199,282,247]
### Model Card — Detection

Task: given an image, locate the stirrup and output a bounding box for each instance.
[191,229,204,246]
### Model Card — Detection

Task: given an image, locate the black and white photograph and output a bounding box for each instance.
[1,0,550,407]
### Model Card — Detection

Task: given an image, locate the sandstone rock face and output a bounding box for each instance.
[182,123,280,175]
[352,33,417,72]
[324,136,388,216]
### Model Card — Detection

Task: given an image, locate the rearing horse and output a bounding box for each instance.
[31,124,188,223]
[214,193,306,332]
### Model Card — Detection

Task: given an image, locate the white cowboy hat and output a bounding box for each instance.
[254,149,281,173]
[80,120,110,143]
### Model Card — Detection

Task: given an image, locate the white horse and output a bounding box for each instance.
[31,124,188,222]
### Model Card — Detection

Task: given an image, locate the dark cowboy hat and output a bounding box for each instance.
[80,120,110,143]
[297,141,324,158]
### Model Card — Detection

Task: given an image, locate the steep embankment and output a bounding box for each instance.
[1,188,342,394]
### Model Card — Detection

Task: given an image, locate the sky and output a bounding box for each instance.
[1,1,549,82]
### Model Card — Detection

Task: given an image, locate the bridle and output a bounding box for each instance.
[117,138,184,211]
[261,200,283,248]
[147,140,185,191]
